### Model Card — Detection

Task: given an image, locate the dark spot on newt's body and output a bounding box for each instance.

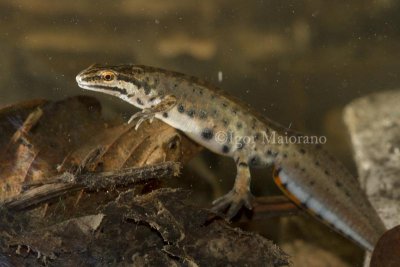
[222,119,229,126]
[335,181,342,187]
[149,96,156,102]
[162,112,168,118]
[199,110,207,119]
[251,119,257,129]
[301,168,306,172]
[137,98,143,105]
[226,130,233,142]
[249,155,260,166]
[315,161,320,166]
[222,102,228,108]
[187,109,195,117]
[328,222,337,230]
[143,84,151,95]
[189,76,197,83]
[300,148,306,154]
[300,202,308,209]
[309,180,315,186]
[117,74,141,89]
[344,190,352,199]
[222,145,230,154]
[325,170,330,176]
[326,187,331,193]
[177,104,185,113]
[201,128,214,140]
[236,122,242,129]
[283,153,288,158]
[239,162,248,167]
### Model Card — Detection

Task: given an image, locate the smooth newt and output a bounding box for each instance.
[76,64,386,251]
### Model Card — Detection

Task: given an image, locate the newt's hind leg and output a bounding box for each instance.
[211,160,255,220]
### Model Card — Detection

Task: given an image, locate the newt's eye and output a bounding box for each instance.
[101,71,115,81]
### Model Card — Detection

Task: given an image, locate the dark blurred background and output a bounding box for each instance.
[1,1,399,265]
[2,0,400,163]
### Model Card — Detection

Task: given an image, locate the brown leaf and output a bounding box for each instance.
[0,99,48,199]
[0,96,104,200]
[370,225,400,267]
[61,120,186,172]
[0,95,201,217]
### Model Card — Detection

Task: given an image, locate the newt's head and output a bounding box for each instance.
[76,64,161,108]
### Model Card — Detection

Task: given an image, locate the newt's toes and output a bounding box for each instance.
[211,190,255,220]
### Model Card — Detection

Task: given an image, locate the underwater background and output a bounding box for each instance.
[1,1,399,265]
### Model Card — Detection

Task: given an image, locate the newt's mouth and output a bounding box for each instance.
[75,76,92,90]
[76,82,95,91]
[76,82,128,96]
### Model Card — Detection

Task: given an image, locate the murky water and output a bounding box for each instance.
[1,1,399,265]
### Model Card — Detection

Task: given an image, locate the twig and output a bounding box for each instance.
[3,161,181,211]
[61,161,180,189]
[239,195,300,221]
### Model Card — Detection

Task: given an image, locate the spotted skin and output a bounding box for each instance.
[76,64,386,251]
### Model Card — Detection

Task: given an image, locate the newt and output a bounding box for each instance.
[76,64,386,251]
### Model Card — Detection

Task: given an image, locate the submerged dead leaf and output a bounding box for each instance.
[0,96,103,199]
[0,99,48,199]
[0,96,200,204]
[370,225,400,267]
[60,120,185,173]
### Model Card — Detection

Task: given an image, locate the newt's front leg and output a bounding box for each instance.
[211,160,255,219]
[128,95,177,130]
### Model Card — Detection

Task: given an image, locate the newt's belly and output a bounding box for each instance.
[156,109,235,157]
